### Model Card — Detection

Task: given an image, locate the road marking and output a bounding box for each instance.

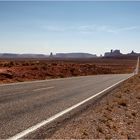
[8,74,133,140]
[136,57,139,74]
[33,86,54,92]
[133,57,139,75]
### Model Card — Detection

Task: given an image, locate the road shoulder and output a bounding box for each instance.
[48,74,140,139]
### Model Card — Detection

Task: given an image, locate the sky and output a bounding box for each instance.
[0,1,140,56]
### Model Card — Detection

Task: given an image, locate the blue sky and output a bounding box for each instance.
[0,1,140,55]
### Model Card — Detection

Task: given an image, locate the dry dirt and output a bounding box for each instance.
[48,74,140,139]
[0,58,136,84]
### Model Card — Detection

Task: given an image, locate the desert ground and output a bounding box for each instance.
[0,58,137,84]
[47,73,140,139]
[0,57,139,139]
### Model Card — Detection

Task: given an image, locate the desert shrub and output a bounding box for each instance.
[118,99,127,107]
[115,93,122,98]
[9,61,14,67]
[131,112,136,117]
[52,63,57,66]
[59,74,65,78]
[41,66,47,70]
[2,62,14,67]
[97,126,104,133]
[70,68,75,73]
[0,73,13,79]
[22,62,30,66]
[31,66,39,70]
[136,96,140,99]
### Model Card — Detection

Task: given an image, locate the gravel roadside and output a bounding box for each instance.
[48,74,140,139]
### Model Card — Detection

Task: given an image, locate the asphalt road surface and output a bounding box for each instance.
[0,74,132,139]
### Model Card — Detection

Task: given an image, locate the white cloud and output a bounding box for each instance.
[42,25,66,32]
[41,24,140,34]
[117,26,140,32]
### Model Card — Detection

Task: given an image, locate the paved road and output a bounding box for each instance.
[0,74,132,139]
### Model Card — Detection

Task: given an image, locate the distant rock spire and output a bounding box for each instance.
[49,52,53,58]
[131,50,135,54]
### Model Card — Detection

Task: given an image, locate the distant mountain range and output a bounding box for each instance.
[104,50,140,58]
[0,53,49,58]
[0,53,97,59]
[0,50,139,59]
[55,53,97,58]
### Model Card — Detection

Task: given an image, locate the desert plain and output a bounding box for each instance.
[0,57,139,139]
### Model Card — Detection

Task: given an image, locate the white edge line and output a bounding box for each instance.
[8,74,133,140]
